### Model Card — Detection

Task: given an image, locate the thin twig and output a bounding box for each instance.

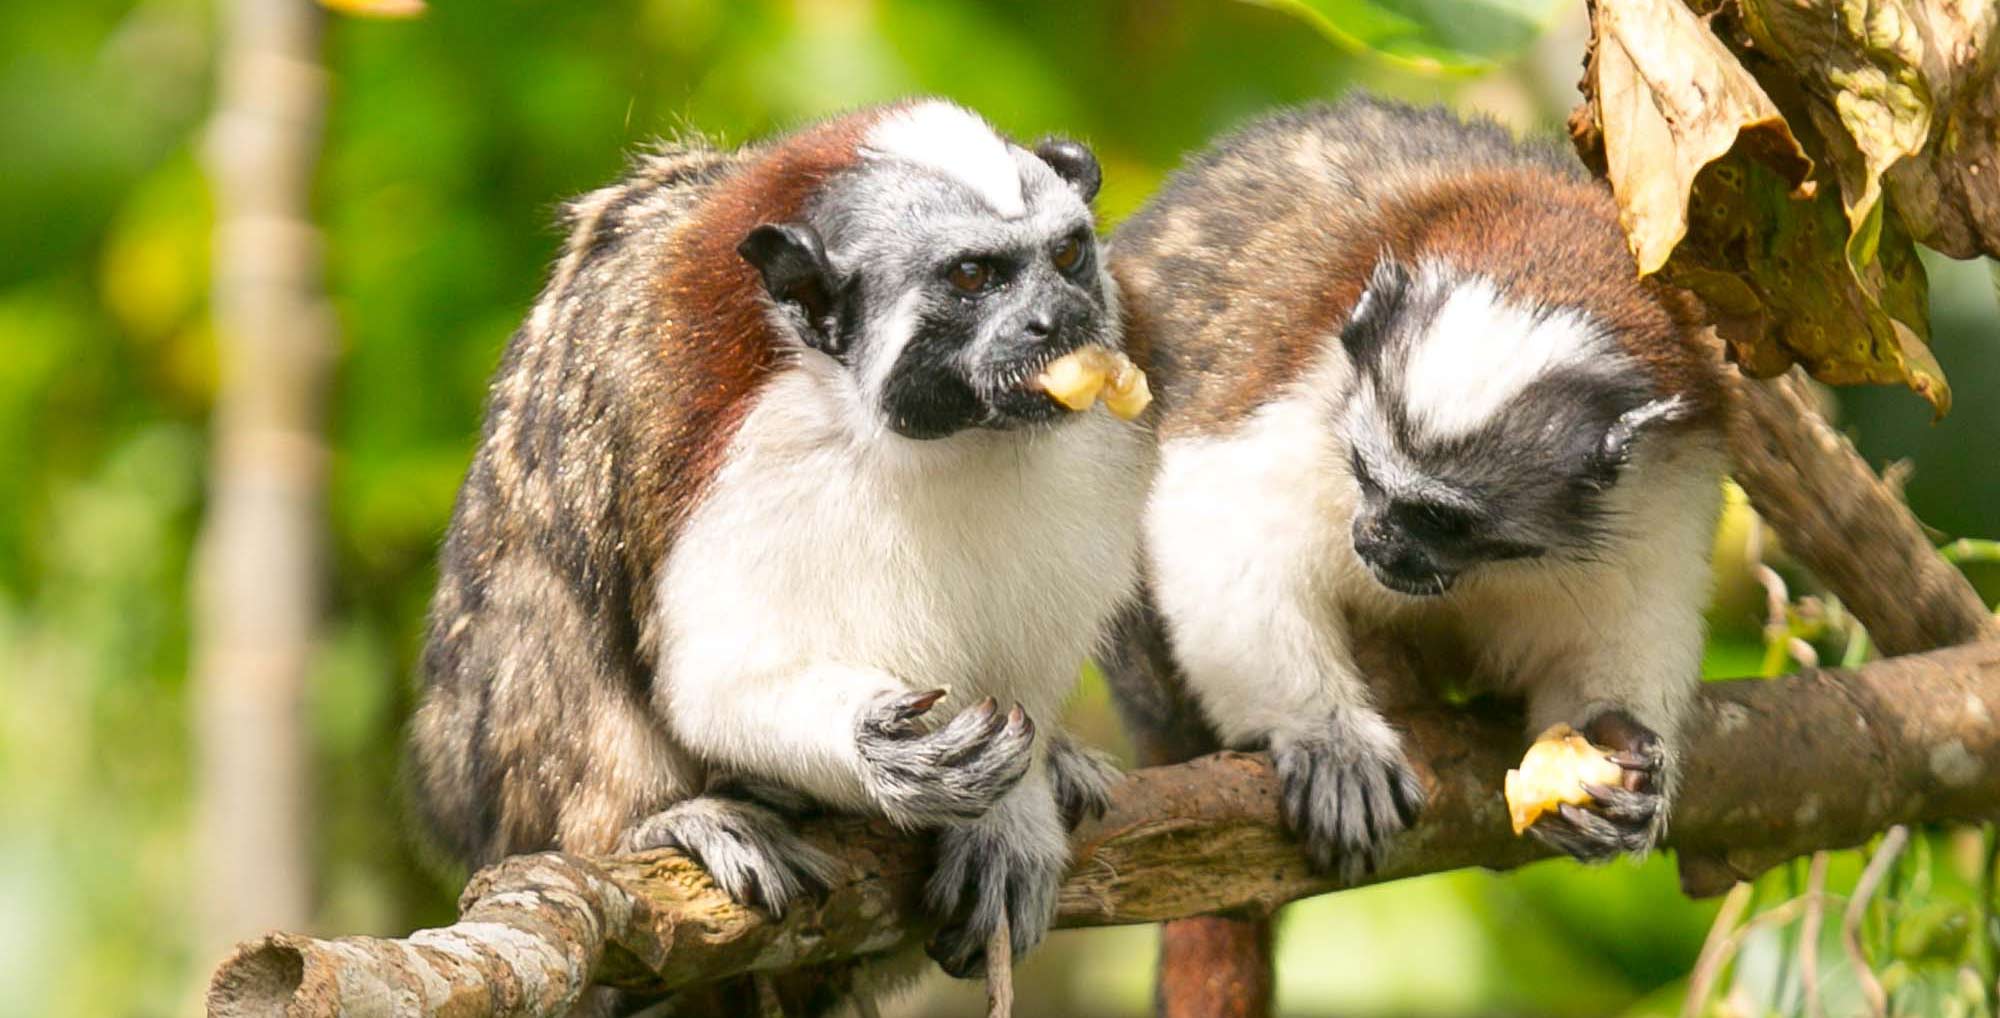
[1686,887,1827,1018]
[1843,827,1911,1018]
[1801,852,1831,1018]
[1942,539,2000,566]
[1978,826,1998,1015]
[986,910,1013,1018]
[1684,881,1756,1018]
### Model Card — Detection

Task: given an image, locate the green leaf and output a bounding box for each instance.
[1242,0,1568,74]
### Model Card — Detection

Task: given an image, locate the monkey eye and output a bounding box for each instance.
[946,259,995,293]
[1350,451,1382,496]
[1050,233,1087,273]
[1407,500,1477,540]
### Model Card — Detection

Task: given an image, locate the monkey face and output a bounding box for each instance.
[869,218,1111,439]
[1336,257,1692,596]
[739,125,1116,441]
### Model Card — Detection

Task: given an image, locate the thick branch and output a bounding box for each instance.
[210,641,2000,1018]
[1728,372,1999,655]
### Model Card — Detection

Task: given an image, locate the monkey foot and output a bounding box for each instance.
[1046,730,1123,829]
[1272,709,1427,883]
[924,804,1065,978]
[619,795,842,918]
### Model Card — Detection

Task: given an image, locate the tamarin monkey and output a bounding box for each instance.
[1105,97,1728,879]
[407,100,1150,1006]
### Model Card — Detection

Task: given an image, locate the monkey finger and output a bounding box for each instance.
[1582,783,1660,826]
[931,699,1007,765]
[863,688,953,740]
[1389,763,1427,828]
[892,688,949,723]
[1527,813,1619,864]
[1048,735,1120,829]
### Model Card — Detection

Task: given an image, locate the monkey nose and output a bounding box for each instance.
[1022,314,1054,340]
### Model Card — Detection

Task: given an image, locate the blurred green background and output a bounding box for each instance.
[2,1,1997,1016]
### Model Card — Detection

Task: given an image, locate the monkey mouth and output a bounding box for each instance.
[978,346,1092,423]
[1363,560,1457,598]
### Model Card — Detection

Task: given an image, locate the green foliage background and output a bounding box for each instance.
[1,1,1996,1016]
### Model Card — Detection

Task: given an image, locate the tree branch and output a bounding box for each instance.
[210,640,2000,1018]
[1728,372,1999,656]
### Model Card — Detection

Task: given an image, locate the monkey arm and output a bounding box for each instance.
[663,663,1041,831]
[1147,435,1428,877]
[661,662,906,814]
[1146,439,1381,749]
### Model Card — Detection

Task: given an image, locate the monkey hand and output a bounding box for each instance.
[1272,708,1427,883]
[1045,729,1123,829]
[924,783,1067,978]
[856,691,1037,829]
[1522,710,1670,863]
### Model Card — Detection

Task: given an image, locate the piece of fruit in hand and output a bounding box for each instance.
[1504,724,1625,835]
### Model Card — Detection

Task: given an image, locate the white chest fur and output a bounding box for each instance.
[657,361,1153,731]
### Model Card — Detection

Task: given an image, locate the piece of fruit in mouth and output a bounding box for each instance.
[1034,346,1152,420]
[1504,723,1627,835]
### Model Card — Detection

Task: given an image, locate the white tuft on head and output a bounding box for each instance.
[1400,269,1605,440]
[863,101,1026,218]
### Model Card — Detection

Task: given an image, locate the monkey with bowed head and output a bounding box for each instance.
[407,100,1147,1006]
[1106,96,1729,878]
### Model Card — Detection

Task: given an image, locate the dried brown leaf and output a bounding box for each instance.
[1574,0,1958,414]
[1585,0,1813,274]
[1740,0,2000,259]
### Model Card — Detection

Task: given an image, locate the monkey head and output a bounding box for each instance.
[738,103,1112,440]
[1335,257,1696,598]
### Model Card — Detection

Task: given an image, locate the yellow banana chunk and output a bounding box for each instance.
[1035,347,1151,420]
[1504,724,1626,835]
[1103,356,1153,420]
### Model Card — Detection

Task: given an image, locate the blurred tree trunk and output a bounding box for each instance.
[1101,603,1277,1018]
[191,0,333,968]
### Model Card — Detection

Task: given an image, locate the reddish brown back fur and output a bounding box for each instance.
[1112,98,1725,439]
[410,107,894,869]
[627,110,885,582]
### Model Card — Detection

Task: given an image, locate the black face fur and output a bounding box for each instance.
[739,135,1112,440]
[1338,260,1687,597]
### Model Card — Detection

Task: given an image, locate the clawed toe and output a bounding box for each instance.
[620,796,841,917]
[1273,718,1427,880]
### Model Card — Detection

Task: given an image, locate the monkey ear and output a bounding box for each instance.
[1586,395,1692,484]
[1034,137,1102,204]
[739,222,844,355]
[1341,258,1410,366]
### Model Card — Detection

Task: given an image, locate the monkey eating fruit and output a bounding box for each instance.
[1505,725,1627,835]
[406,99,1150,1012]
[1035,346,1152,419]
[1105,95,1730,877]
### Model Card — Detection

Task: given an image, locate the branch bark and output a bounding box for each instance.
[210,640,2000,1018]
[1727,372,1999,657]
